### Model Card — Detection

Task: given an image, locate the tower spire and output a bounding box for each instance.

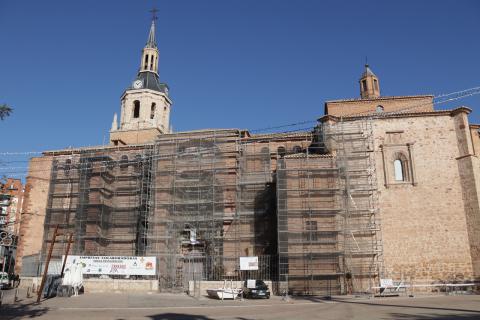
[146,8,158,48]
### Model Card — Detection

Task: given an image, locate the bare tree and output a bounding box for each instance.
[0,104,13,120]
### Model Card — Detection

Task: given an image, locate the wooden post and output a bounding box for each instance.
[27,286,31,298]
[14,288,18,302]
[60,233,73,277]
[36,224,59,303]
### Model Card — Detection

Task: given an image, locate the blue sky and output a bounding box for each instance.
[0,0,479,177]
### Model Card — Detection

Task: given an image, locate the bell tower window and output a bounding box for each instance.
[150,103,156,119]
[144,54,149,70]
[362,80,368,92]
[133,100,140,118]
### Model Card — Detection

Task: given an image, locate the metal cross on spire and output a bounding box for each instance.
[150,7,158,22]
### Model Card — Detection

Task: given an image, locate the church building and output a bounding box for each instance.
[16,17,480,295]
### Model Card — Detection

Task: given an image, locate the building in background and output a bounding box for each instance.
[0,178,24,235]
[15,17,480,295]
[0,178,23,274]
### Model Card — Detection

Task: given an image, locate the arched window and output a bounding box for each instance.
[293,145,302,154]
[376,105,384,113]
[144,54,149,70]
[150,103,156,119]
[120,155,129,173]
[393,153,409,182]
[133,100,140,118]
[394,159,404,181]
[277,146,286,157]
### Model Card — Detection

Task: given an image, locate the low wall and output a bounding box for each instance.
[188,280,273,297]
[19,277,158,293]
[19,276,41,289]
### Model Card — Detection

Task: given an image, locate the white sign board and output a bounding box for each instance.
[62,256,156,276]
[240,256,258,271]
[380,278,394,288]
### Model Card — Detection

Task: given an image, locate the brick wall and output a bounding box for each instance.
[16,156,53,273]
[325,96,433,117]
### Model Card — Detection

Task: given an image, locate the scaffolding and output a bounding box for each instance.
[37,123,381,296]
[277,118,383,295]
[146,129,278,291]
[41,147,152,262]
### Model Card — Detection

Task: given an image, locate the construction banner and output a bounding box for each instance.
[62,255,156,276]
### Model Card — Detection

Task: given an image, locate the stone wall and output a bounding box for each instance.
[110,127,161,145]
[19,277,158,293]
[371,110,477,283]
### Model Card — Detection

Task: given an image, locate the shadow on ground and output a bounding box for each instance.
[0,302,50,320]
[388,313,480,319]
[330,298,480,315]
[135,314,255,320]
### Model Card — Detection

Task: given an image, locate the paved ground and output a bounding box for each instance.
[1,288,480,319]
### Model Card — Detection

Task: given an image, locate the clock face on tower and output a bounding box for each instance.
[133,80,143,89]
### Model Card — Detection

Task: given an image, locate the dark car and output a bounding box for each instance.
[242,280,270,299]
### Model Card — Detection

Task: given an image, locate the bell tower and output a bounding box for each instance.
[110,11,172,145]
[359,64,380,99]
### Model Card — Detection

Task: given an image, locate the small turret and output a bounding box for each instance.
[359,64,380,99]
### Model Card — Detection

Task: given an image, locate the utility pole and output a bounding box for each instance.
[36,224,59,303]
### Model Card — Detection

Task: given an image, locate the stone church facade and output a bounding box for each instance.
[16,19,480,295]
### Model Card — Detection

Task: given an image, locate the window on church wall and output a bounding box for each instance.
[394,159,404,181]
[150,103,156,119]
[293,145,302,153]
[120,155,129,173]
[133,100,140,118]
[376,105,384,113]
[374,79,379,91]
[150,55,154,70]
[392,153,410,182]
[362,80,368,92]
